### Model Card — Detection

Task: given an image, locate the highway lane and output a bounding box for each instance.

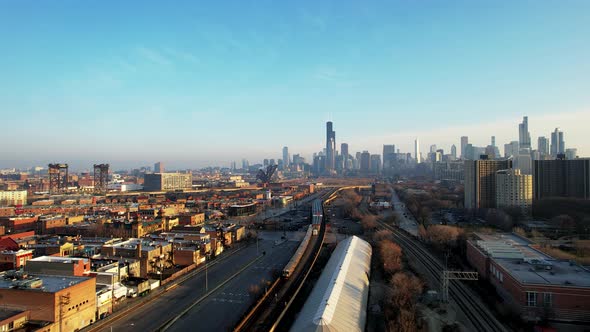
[94,240,281,332]
[167,240,299,332]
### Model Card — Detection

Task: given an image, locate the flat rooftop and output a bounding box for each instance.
[29,256,88,264]
[104,238,169,251]
[0,273,90,293]
[474,233,590,288]
[0,308,27,322]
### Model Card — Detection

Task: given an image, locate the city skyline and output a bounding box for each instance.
[1,1,589,169]
[0,111,587,171]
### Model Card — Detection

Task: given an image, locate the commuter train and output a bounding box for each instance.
[282,199,324,278]
[282,225,313,278]
[311,199,323,229]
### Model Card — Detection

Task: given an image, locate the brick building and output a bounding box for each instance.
[0,249,33,271]
[26,256,91,277]
[101,239,171,277]
[467,233,590,322]
[0,272,97,332]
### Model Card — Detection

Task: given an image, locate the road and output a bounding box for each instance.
[166,240,299,332]
[91,239,295,332]
[390,188,419,236]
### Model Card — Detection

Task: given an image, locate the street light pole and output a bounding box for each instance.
[205,258,208,292]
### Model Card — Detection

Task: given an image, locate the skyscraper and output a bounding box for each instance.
[518,116,531,149]
[370,154,382,173]
[565,148,578,160]
[326,122,336,172]
[460,136,468,159]
[504,141,519,158]
[383,144,395,170]
[537,136,549,157]
[282,146,290,169]
[550,128,565,157]
[341,143,349,170]
[450,145,457,159]
[154,162,164,173]
[491,136,496,147]
[414,139,421,163]
[464,158,513,209]
[360,151,371,173]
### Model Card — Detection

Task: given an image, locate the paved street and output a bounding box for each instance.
[390,188,419,236]
[93,239,294,332]
[167,239,299,332]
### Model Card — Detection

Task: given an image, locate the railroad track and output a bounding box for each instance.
[377,220,509,332]
[234,189,335,331]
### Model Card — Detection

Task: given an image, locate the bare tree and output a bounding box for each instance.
[361,215,379,233]
[373,229,393,243]
[379,239,402,275]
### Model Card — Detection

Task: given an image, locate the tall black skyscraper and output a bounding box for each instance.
[326,121,336,172]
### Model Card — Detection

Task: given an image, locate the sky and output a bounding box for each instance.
[1,1,589,171]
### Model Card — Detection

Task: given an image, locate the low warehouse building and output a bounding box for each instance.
[290,236,372,332]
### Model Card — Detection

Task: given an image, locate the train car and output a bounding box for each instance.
[282,225,314,278]
[311,199,324,231]
[312,199,323,218]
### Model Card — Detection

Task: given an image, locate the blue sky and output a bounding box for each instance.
[1,1,589,170]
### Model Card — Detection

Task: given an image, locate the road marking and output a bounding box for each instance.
[82,243,249,332]
[160,254,264,331]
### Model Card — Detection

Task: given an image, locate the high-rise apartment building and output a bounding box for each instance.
[325,122,336,172]
[460,136,468,159]
[537,136,549,157]
[464,158,513,209]
[154,162,164,173]
[533,158,590,200]
[0,190,27,206]
[282,146,290,168]
[518,116,531,149]
[550,128,565,157]
[415,139,421,163]
[496,169,532,213]
[144,173,192,191]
